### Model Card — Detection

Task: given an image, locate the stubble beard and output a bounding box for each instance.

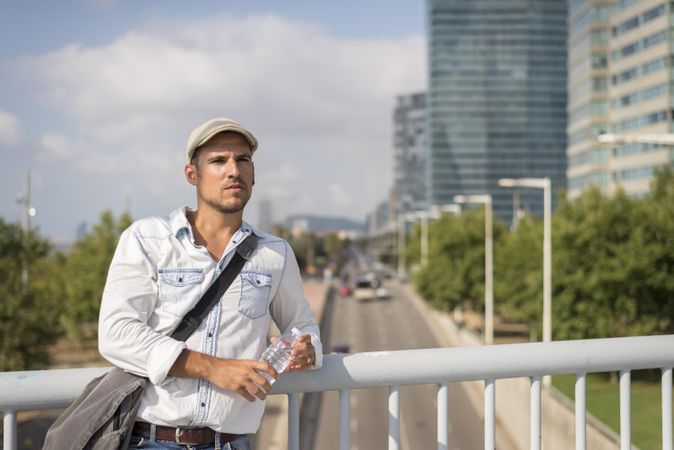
[200,186,252,215]
[203,197,248,214]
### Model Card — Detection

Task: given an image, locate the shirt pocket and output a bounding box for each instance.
[158,268,204,317]
[238,272,272,319]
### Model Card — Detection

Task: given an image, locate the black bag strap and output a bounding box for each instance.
[170,233,259,342]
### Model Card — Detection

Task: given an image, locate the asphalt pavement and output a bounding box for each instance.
[313,279,485,450]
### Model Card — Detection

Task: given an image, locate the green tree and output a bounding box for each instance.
[494,215,543,332]
[551,181,674,339]
[61,210,132,340]
[413,209,506,313]
[0,219,64,370]
[629,168,674,333]
[324,231,348,274]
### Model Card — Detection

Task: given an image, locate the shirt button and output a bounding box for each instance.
[208,332,213,338]
[201,402,206,407]
[178,277,183,282]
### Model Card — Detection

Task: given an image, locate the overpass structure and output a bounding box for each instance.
[2,334,674,450]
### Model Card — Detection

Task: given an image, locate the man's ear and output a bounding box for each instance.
[185,164,198,186]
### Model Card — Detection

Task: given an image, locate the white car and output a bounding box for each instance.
[353,278,377,301]
[376,287,390,299]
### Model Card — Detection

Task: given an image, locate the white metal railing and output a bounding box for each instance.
[2,334,674,450]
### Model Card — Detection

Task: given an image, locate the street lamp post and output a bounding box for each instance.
[403,211,432,268]
[398,204,462,278]
[453,194,493,345]
[597,133,674,145]
[407,204,462,268]
[16,170,36,295]
[498,178,552,344]
[397,215,407,280]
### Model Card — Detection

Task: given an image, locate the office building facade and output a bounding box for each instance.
[393,92,428,213]
[568,0,674,198]
[427,0,568,224]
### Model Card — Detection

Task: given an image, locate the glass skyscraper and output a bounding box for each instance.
[393,92,427,213]
[427,0,568,224]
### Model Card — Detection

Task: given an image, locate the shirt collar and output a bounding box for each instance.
[169,207,262,240]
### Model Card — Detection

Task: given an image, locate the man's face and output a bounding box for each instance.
[185,131,254,214]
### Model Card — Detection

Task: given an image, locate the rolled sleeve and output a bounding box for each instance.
[98,227,185,384]
[147,339,188,385]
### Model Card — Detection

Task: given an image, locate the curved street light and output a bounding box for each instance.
[453,194,493,345]
[597,133,674,145]
[498,178,552,344]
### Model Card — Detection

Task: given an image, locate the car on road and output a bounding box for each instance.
[337,285,352,297]
[353,276,379,301]
[375,287,390,299]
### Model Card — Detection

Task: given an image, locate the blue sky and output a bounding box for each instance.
[0,0,426,242]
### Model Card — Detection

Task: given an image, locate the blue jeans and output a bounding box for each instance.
[128,434,251,450]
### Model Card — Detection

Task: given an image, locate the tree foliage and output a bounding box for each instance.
[61,210,132,340]
[411,168,674,340]
[494,215,543,328]
[553,170,674,339]
[412,209,507,312]
[0,219,64,370]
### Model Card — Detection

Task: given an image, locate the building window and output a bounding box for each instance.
[613,142,663,157]
[612,30,667,62]
[612,110,669,132]
[612,3,667,38]
[614,166,656,181]
[612,56,669,86]
[611,83,668,109]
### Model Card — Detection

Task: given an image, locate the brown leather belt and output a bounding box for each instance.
[132,422,244,445]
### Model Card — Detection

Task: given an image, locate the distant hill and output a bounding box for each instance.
[284,214,365,235]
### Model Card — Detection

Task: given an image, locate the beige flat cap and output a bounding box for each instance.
[186,117,259,163]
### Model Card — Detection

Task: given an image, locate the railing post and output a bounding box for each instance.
[575,373,586,450]
[530,376,541,450]
[389,385,400,450]
[287,392,300,450]
[340,389,351,450]
[663,368,673,450]
[620,370,631,450]
[437,383,448,450]
[485,379,495,450]
[4,410,17,450]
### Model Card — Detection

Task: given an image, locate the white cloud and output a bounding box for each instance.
[329,183,351,207]
[0,110,21,147]
[40,133,75,158]
[11,13,425,221]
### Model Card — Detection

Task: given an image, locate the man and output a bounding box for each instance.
[98,117,322,450]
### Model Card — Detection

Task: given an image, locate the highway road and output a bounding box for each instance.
[312,278,485,450]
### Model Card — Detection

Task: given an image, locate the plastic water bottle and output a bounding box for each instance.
[259,327,302,384]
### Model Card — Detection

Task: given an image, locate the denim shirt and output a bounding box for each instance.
[98,208,322,433]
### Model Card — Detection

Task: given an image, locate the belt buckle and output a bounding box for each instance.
[175,427,185,445]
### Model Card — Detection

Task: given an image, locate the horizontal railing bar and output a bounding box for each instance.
[273,335,674,394]
[0,367,109,410]
[2,335,674,411]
